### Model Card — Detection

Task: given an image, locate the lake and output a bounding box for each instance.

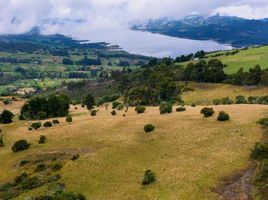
[59,26,232,58]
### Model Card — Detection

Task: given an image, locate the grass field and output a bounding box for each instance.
[182,46,268,74]
[182,82,268,105]
[0,102,267,199]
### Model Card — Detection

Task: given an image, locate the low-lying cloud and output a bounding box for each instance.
[0,0,268,34]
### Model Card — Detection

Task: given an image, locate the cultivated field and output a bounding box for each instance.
[0,103,267,199]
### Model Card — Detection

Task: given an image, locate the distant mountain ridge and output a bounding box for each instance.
[132,15,268,47]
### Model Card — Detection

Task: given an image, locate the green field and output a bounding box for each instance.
[182,46,268,74]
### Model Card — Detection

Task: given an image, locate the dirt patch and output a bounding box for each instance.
[213,167,255,200]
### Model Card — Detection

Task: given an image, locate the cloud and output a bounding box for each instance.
[0,0,268,34]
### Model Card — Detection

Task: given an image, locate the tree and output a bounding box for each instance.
[142,170,156,185]
[0,110,14,124]
[84,94,95,110]
[12,140,30,152]
[200,107,214,117]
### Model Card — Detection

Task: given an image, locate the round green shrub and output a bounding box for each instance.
[38,135,46,144]
[117,103,124,110]
[91,110,97,116]
[0,109,14,124]
[43,121,53,128]
[176,107,186,112]
[159,103,172,114]
[251,142,268,160]
[142,170,156,185]
[112,101,121,109]
[235,95,247,104]
[12,140,30,152]
[217,111,230,121]
[111,110,117,116]
[52,119,60,125]
[135,105,146,114]
[144,124,155,133]
[200,107,215,117]
[66,115,72,123]
[191,103,196,107]
[31,122,42,130]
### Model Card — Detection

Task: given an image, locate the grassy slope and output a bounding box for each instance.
[182,82,268,105]
[0,103,267,200]
[182,46,268,74]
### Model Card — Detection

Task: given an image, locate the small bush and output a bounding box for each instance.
[142,170,156,185]
[90,110,97,116]
[176,107,186,112]
[217,111,230,121]
[31,122,42,130]
[43,121,53,128]
[18,115,25,121]
[251,142,268,161]
[0,135,4,147]
[28,127,33,131]
[144,124,155,133]
[3,99,12,105]
[111,110,117,116]
[191,103,196,107]
[12,140,30,152]
[213,99,222,105]
[159,103,172,114]
[66,115,72,123]
[236,95,247,104]
[135,105,146,114]
[35,164,46,172]
[71,154,80,161]
[37,111,47,120]
[0,110,14,124]
[200,107,214,117]
[19,160,30,166]
[50,163,63,171]
[222,97,234,105]
[112,101,121,109]
[52,119,60,125]
[117,103,124,110]
[38,135,46,144]
[258,118,268,128]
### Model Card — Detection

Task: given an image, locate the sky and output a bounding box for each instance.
[0,0,268,34]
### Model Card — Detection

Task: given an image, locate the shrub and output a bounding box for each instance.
[200,107,214,117]
[213,99,222,105]
[135,105,146,114]
[35,164,46,172]
[90,110,97,116]
[142,170,156,185]
[71,154,80,161]
[19,160,30,166]
[222,97,234,105]
[3,98,12,105]
[0,110,14,124]
[191,103,196,107]
[112,101,121,109]
[235,95,247,104]
[28,127,33,131]
[52,119,60,125]
[43,121,53,128]
[217,111,230,121]
[144,124,155,133]
[31,122,42,130]
[37,111,47,120]
[251,142,268,161]
[159,103,172,114]
[0,134,4,147]
[12,140,30,152]
[83,94,95,110]
[117,103,124,110]
[38,135,46,144]
[111,110,117,116]
[18,115,25,120]
[50,163,63,171]
[176,107,186,112]
[66,115,72,123]
[248,96,259,104]
[258,118,268,128]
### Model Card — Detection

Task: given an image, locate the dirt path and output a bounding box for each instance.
[215,168,254,200]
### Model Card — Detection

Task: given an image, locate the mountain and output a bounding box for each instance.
[132,15,268,47]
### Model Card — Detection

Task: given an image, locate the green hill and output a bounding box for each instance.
[182,46,268,74]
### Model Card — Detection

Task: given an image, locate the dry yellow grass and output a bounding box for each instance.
[0,104,267,200]
[182,82,268,105]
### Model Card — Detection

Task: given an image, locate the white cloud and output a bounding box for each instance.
[0,0,268,34]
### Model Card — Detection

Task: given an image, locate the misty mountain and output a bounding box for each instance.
[132,15,268,47]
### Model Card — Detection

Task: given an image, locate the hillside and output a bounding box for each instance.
[133,15,268,47]
[180,45,268,74]
[0,103,267,199]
